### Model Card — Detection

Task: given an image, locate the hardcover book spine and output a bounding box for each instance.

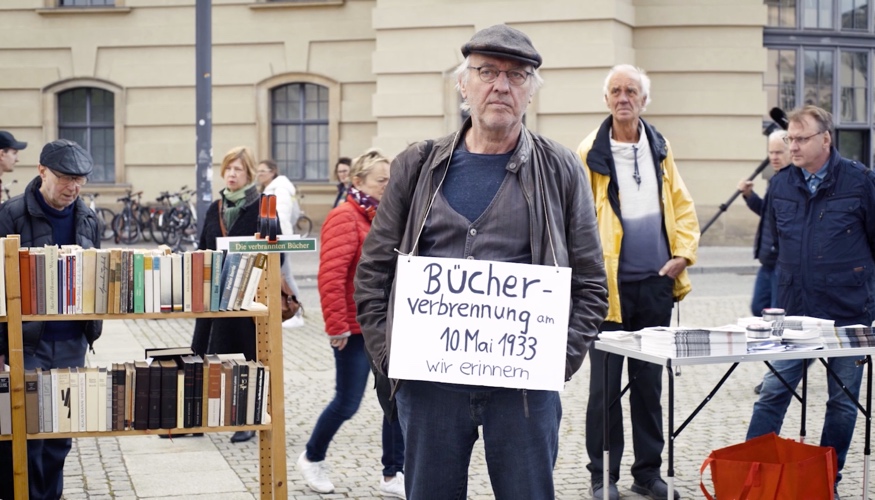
[24,369,39,434]
[160,360,178,429]
[133,362,150,430]
[148,363,162,429]
[133,252,145,314]
[19,249,31,315]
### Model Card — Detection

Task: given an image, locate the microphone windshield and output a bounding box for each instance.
[769,107,789,130]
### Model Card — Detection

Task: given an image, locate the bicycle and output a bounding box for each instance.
[111,190,144,244]
[160,186,198,252]
[83,192,116,242]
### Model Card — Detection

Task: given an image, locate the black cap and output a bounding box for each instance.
[0,131,27,150]
[39,140,93,176]
[461,24,542,69]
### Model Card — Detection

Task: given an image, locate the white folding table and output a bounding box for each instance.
[593,340,875,500]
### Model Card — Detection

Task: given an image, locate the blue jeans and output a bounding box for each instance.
[750,265,777,316]
[396,380,561,500]
[0,335,88,500]
[305,334,404,476]
[747,356,864,482]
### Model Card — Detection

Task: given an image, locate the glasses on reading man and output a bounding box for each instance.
[783,131,825,146]
[49,169,88,186]
[468,66,533,86]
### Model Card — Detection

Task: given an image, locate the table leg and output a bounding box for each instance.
[864,355,872,500]
[667,360,675,500]
[603,351,609,500]
[800,360,808,443]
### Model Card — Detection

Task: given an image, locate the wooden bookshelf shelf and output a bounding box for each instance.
[2,237,289,500]
[21,309,269,321]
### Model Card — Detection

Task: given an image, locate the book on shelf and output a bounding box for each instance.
[112,363,125,431]
[192,355,204,427]
[143,254,154,314]
[181,355,197,428]
[84,367,99,432]
[126,249,135,314]
[231,254,254,311]
[57,368,71,433]
[218,253,242,311]
[202,249,212,312]
[158,359,178,429]
[210,251,224,312]
[245,360,258,425]
[95,249,110,314]
[183,251,192,313]
[40,367,53,432]
[69,367,80,432]
[98,366,108,432]
[253,361,265,425]
[133,360,149,430]
[204,354,223,427]
[43,245,58,314]
[76,368,86,432]
[50,368,59,432]
[145,346,194,360]
[0,372,11,435]
[81,248,96,314]
[25,369,39,434]
[108,249,120,314]
[19,248,32,315]
[191,251,204,313]
[222,360,234,427]
[133,252,145,314]
[124,362,134,430]
[158,254,172,313]
[241,253,267,310]
[170,253,183,312]
[34,251,46,315]
[147,361,162,430]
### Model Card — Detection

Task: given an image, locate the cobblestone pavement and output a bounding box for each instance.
[60,269,875,499]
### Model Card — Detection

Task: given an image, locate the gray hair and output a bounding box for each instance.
[602,64,652,108]
[768,129,788,143]
[453,56,544,112]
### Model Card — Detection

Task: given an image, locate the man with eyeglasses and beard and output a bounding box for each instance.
[354,25,607,500]
[746,105,875,500]
[0,139,102,500]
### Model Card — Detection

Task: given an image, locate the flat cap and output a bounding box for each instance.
[461,24,542,69]
[0,131,27,150]
[39,139,93,176]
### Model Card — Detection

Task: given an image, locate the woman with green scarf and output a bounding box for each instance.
[190,145,261,443]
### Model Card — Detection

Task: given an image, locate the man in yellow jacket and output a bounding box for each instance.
[577,64,699,500]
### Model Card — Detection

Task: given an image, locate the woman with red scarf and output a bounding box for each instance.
[297,149,405,498]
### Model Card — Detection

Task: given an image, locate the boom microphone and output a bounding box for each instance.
[769,107,789,131]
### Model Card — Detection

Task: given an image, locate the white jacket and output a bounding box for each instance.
[262,175,300,236]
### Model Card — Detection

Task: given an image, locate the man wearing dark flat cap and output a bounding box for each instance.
[355,25,607,499]
[0,139,102,500]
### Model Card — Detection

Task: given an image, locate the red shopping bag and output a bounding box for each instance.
[699,432,837,500]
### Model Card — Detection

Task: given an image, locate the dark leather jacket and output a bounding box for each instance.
[0,176,102,357]
[354,121,608,381]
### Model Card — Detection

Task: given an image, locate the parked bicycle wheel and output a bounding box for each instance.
[112,211,141,245]
[95,207,116,242]
[137,205,154,242]
[160,206,191,248]
[149,207,169,245]
[295,215,313,238]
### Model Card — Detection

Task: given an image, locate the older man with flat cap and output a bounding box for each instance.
[0,139,102,500]
[354,25,607,499]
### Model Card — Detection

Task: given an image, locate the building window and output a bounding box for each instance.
[59,0,115,5]
[803,49,834,110]
[765,49,797,116]
[804,0,835,28]
[271,83,329,181]
[839,50,868,122]
[766,0,798,27]
[57,87,115,183]
[841,0,870,30]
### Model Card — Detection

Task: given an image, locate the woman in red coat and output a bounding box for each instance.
[297,149,405,498]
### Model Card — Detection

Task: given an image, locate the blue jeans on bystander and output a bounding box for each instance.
[747,356,864,483]
[304,334,404,477]
[396,380,561,500]
[750,265,778,317]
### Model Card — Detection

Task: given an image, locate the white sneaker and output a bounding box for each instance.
[379,472,406,499]
[296,451,335,493]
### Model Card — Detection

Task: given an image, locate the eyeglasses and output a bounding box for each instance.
[49,169,87,186]
[783,131,826,146]
[468,66,533,86]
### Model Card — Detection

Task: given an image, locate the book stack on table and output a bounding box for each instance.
[637,326,748,358]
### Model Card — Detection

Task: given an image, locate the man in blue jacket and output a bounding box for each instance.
[746,105,875,499]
